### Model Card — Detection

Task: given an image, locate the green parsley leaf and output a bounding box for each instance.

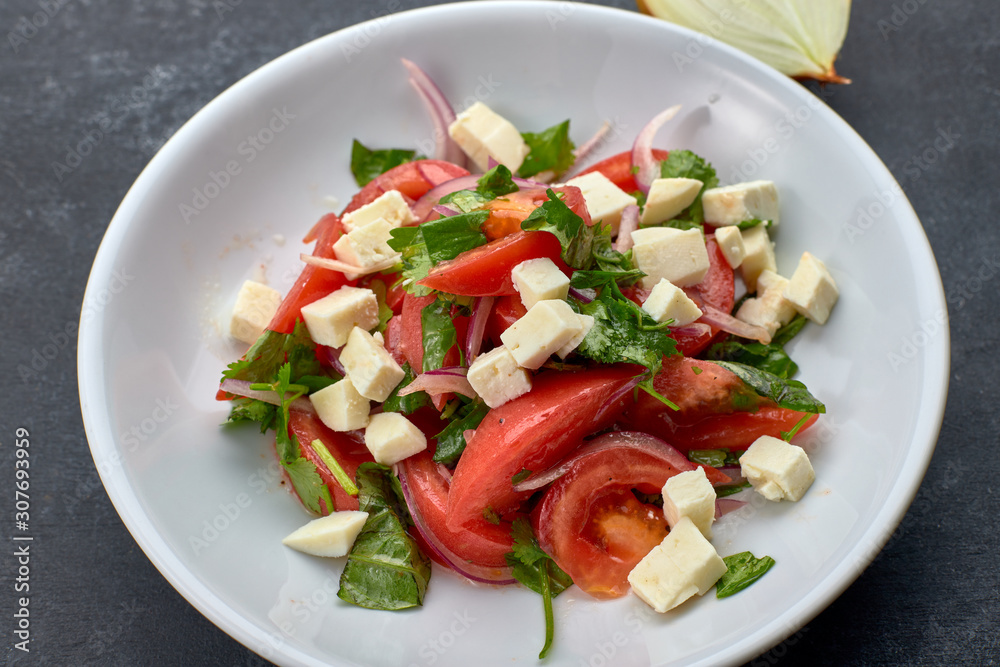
[282,457,333,514]
[772,314,808,347]
[520,189,592,269]
[382,363,431,415]
[504,518,574,659]
[659,150,718,223]
[338,463,432,610]
[519,120,575,178]
[388,211,489,295]
[715,481,752,498]
[716,552,776,598]
[714,361,826,414]
[707,340,798,379]
[350,139,418,187]
[221,321,326,387]
[386,226,433,296]
[225,397,277,433]
[575,290,678,376]
[735,218,772,231]
[420,297,459,372]
[439,189,489,212]
[476,163,520,199]
[570,269,646,291]
[433,401,490,466]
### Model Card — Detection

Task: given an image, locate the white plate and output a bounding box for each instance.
[78,2,949,665]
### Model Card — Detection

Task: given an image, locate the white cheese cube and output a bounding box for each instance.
[511,257,570,310]
[740,435,815,502]
[364,412,427,465]
[467,346,532,408]
[282,511,369,558]
[783,252,839,324]
[739,224,777,293]
[627,516,727,613]
[448,101,530,173]
[332,219,400,280]
[735,270,796,337]
[340,327,405,402]
[642,278,703,326]
[301,286,379,348]
[500,299,583,370]
[310,378,370,432]
[341,189,415,232]
[662,468,716,540]
[714,225,745,269]
[565,171,638,235]
[702,180,780,227]
[230,280,282,345]
[555,313,595,359]
[631,227,711,289]
[640,178,703,226]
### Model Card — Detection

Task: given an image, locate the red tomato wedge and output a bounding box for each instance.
[576,149,669,193]
[481,185,592,240]
[446,365,641,530]
[343,159,470,216]
[397,447,515,582]
[532,431,703,598]
[486,294,527,345]
[418,231,567,297]
[618,356,818,451]
[287,410,374,514]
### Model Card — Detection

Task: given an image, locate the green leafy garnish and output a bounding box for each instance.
[483,506,501,525]
[382,363,431,415]
[350,140,418,187]
[687,448,741,469]
[420,296,460,372]
[476,163,520,199]
[519,120,575,178]
[504,518,574,659]
[715,481,752,498]
[439,189,489,213]
[570,268,645,291]
[735,218,772,231]
[716,552,776,598]
[659,150,718,223]
[433,401,490,466]
[575,290,678,378]
[338,463,431,610]
[520,189,592,269]
[221,321,326,386]
[310,439,358,496]
[282,457,333,514]
[225,398,277,433]
[707,316,808,379]
[388,211,490,294]
[714,361,826,414]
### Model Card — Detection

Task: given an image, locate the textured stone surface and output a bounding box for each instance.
[0,0,996,665]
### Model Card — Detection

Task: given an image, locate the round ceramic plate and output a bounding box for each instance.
[78,2,949,665]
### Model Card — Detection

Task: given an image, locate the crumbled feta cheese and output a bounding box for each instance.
[740,435,815,502]
[702,180,780,227]
[627,516,727,613]
[565,171,638,235]
[364,412,427,465]
[310,378,370,432]
[642,278,703,326]
[631,227,711,289]
[735,269,796,337]
[714,225,745,269]
[448,101,530,173]
[340,326,405,402]
[662,468,716,540]
[640,178,703,226]
[332,219,400,280]
[500,299,584,369]
[739,224,777,293]
[783,252,839,324]
[282,511,369,558]
[301,286,379,349]
[230,280,282,345]
[467,346,532,408]
[341,190,415,233]
[511,257,570,310]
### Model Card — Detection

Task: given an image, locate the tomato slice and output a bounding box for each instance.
[618,356,817,451]
[485,294,527,346]
[576,149,669,193]
[532,431,706,598]
[418,231,568,297]
[446,365,641,530]
[343,159,470,216]
[287,410,374,513]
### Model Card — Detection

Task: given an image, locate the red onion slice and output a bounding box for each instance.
[464,296,494,363]
[715,498,747,519]
[300,253,399,277]
[614,204,640,252]
[432,204,460,218]
[699,305,772,344]
[395,463,515,585]
[400,59,465,166]
[411,174,482,222]
[568,121,611,174]
[321,345,347,376]
[631,104,681,195]
[219,379,315,415]
[399,371,476,399]
[670,322,713,338]
[421,366,469,377]
[568,286,596,303]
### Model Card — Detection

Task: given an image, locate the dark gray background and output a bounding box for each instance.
[1,0,997,665]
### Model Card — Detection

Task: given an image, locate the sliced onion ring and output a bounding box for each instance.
[464,296,494,363]
[614,204,640,252]
[631,104,682,195]
[400,58,465,166]
[699,305,772,344]
[219,379,315,415]
[411,174,482,222]
[399,371,476,399]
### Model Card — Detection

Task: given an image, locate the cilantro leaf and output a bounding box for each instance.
[221,321,326,387]
[338,463,432,610]
[225,398,277,433]
[707,340,799,379]
[350,139,418,187]
[519,120,575,178]
[433,401,490,466]
[476,164,519,199]
[520,189,592,269]
[570,269,645,291]
[282,457,333,514]
[716,552,776,598]
[504,518,573,659]
[382,363,431,414]
[659,150,718,223]
[439,189,489,213]
[575,290,678,376]
[420,297,460,372]
[386,226,433,296]
[389,211,490,295]
[736,218,772,231]
[713,361,826,414]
